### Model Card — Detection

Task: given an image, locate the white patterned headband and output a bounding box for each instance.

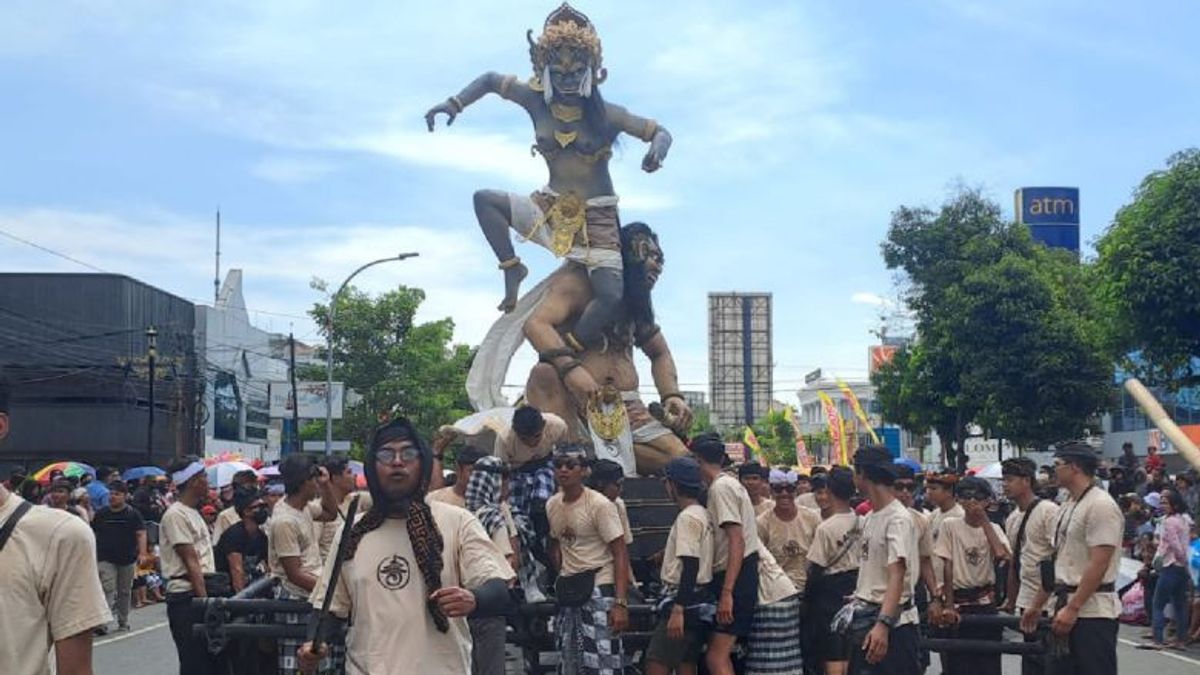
[172,461,205,486]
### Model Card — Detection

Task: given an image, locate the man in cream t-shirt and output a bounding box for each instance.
[848,447,921,675]
[546,445,631,674]
[757,469,821,592]
[1000,456,1060,653]
[1049,443,1123,675]
[0,376,111,675]
[161,455,222,675]
[299,418,513,675]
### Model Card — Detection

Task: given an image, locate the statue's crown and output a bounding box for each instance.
[544,3,593,32]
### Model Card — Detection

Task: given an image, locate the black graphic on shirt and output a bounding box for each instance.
[377,554,411,590]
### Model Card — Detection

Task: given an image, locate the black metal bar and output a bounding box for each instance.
[193,623,309,640]
[191,597,311,614]
[921,638,1045,655]
[933,614,1051,630]
[232,575,277,600]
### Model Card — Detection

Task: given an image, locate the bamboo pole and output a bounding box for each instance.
[1122,378,1200,472]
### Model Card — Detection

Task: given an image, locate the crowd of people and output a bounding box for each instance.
[4,366,1200,675]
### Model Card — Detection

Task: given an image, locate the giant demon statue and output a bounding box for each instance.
[425,3,672,354]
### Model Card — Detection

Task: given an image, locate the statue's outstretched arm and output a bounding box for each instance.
[607,103,672,173]
[425,72,536,131]
[523,274,600,402]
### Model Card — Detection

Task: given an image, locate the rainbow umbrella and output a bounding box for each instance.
[32,461,96,484]
[206,461,257,488]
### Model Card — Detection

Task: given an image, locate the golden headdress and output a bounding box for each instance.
[527,3,606,86]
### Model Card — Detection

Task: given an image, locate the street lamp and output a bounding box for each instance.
[324,253,419,455]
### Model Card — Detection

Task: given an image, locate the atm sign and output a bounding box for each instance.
[1015,187,1080,225]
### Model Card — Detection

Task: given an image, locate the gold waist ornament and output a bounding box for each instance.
[540,192,587,257]
[586,386,628,442]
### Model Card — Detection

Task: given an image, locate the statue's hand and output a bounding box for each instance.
[663,397,693,433]
[424,101,458,132]
[641,146,664,173]
[563,366,600,406]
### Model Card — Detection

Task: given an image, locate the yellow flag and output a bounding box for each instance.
[816,391,848,465]
[837,379,881,445]
[743,426,763,463]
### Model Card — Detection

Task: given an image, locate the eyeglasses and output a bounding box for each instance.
[770,484,796,493]
[376,446,421,464]
[553,459,582,470]
[894,481,915,492]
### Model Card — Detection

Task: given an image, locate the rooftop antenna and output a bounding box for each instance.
[214,208,221,305]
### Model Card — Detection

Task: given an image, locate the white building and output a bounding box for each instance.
[795,376,928,465]
[195,270,290,462]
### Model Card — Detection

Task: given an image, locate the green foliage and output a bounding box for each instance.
[1094,149,1200,389]
[873,187,1112,465]
[688,406,715,437]
[750,409,799,467]
[299,282,475,449]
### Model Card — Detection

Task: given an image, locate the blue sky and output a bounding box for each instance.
[2,1,1198,405]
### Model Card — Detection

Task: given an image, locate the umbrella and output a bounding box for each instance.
[206,461,257,488]
[204,452,243,467]
[32,461,96,484]
[892,456,922,473]
[975,462,1004,480]
[258,465,280,478]
[121,466,165,482]
[348,460,367,489]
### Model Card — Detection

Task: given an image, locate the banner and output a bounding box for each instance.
[837,379,881,445]
[743,427,764,464]
[817,391,848,465]
[783,405,811,467]
[795,438,812,467]
[268,381,345,419]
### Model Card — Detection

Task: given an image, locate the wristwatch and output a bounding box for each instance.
[876,613,899,629]
[613,597,629,608]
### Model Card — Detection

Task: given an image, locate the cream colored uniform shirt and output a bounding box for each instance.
[934,517,1010,605]
[212,505,240,544]
[753,498,775,517]
[615,497,634,545]
[757,507,821,589]
[707,474,763,572]
[854,499,920,625]
[908,507,934,559]
[427,486,466,509]
[929,503,964,591]
[1053,486,1123,619]
[1004,500,1060,610]
[797,492,819,512]
[660,504,714,586]
[0,494,112,675]
[547,487,625,585]
[493,413,568,467]
[269,499,324,598]
[757,547,800,604]
[807,512,862,576]
[310,501,511,675]
[160,501,216,594]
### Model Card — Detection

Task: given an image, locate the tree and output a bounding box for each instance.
[749,409,799,467]
[873,187,1111,467]
[299,282,475,450]
[1094,149,1200,389]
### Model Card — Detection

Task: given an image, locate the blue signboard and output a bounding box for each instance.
[1015,187,1080,253]
[1016,187,1080,225]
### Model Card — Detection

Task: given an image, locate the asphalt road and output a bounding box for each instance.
[93,603,1200,675]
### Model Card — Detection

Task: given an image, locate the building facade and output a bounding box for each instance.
[708,293,772,429]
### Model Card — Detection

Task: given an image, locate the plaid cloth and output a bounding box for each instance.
[276,586,341,675]
[554,586,626,675]
[466,456,507,538]
[509,458,556,520]
[746,594,804,675]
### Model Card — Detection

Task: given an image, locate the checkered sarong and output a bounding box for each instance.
[746,594,803,675]
[276,586,341,674]
[554,587,625,675]
[509,458,556,520]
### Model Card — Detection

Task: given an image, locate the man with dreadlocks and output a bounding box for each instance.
[297,418,513,675]
[426,3,672,355]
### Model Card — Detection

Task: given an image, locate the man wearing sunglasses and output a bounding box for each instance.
[892,464,939,674]
[546,445,631,674]
[1048,443,1122,675]
[932,476,1010,675]
[1000,456,1059,675]
[758,470,821,594]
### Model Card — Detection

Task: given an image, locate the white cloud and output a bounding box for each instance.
[850,292,889,307]
[250,156,337,184]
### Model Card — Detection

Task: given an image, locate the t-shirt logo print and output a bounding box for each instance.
[377,554,412,590]
[965,546,984,567]
[783,540,801,559]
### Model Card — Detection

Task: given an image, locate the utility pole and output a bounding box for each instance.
[289,331,300,453]
[214,210,221,304]
[146,326,158,465]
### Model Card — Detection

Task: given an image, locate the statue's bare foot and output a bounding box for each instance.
[498,261,528,312]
